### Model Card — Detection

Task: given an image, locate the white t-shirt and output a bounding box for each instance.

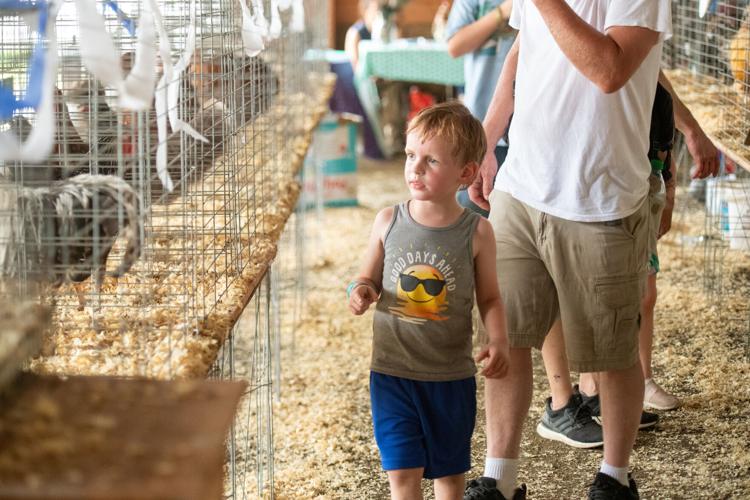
[495,0,672,222]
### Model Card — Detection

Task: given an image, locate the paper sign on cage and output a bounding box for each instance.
[0,0,57,163]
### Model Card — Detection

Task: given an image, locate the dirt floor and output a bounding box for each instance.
[271,157,750,499]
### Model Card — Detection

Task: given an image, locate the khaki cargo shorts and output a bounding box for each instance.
[488,190,649,373]
[647,173,666,274]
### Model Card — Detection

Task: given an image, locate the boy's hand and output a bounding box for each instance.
[349,284,378,315]
[474,340,509,379]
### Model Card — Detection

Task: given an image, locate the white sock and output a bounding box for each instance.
[600,461,628,486]
[484,457,518,498]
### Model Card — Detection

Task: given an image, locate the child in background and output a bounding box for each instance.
[348,101,510,500]
[444,0,514,218]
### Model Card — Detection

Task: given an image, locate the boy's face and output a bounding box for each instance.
[404,130,475,202]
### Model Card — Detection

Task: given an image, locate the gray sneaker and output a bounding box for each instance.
[536,393,604,448]
[577,386,659,430]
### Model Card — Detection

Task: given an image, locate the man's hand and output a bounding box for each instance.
[474,340,509,379]
[348,284,378,315]
[686,129,720,179]
[468,149,498,210]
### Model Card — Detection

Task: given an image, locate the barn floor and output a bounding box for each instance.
[271,157,750,499]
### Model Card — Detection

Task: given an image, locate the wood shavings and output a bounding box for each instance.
[268,159,750,498]
[28,74,336,380]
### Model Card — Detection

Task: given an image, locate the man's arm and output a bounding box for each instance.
[447,0,512,57]
[468,36,519,209]
[531,0,659,94]
[658,70,720,178]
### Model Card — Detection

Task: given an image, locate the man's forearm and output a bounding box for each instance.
[532,0,658,93]
[483,37,519,145]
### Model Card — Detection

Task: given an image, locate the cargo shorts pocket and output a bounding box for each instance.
[592,274,642,356]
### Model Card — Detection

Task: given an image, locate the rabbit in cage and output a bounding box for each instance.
[7,173,142,311]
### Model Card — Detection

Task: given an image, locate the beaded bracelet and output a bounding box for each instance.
[346,280,377,299]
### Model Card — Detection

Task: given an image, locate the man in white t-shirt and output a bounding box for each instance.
[463,1,684,499]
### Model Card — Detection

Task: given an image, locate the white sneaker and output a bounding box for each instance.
[644,378,680,410]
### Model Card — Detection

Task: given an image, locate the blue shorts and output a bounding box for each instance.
[369,372,477,480]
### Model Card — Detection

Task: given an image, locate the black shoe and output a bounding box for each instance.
[577,385,659,430]
[588,472,639,499]
[464,477,527,500]
[536,393,604,448]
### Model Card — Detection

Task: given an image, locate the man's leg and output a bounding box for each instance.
[639,274,657,379]
[468,191,557,500]
[599,361,644,468]
[483,347,532,499]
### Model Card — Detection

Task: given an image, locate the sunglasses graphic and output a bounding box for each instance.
[399,273,446,296]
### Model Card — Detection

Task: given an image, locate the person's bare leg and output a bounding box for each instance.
[541,319,574,409]
[579,371,600,396]
[434,473,464,500]
[486,347,533,458]
[388,468,424,500]
[639,273,658,379]
[599,361,644,468]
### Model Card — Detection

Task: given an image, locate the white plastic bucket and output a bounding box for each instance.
[720,180,750,252]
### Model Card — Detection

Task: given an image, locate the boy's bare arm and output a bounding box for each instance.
[472,218,509,378]
[446,0,512,58]
[532,0,659,93]
[349,207,392,315]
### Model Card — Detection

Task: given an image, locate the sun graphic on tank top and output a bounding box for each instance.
[389,264,449,324]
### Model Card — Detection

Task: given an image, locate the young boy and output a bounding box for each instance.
[348,101,511,500]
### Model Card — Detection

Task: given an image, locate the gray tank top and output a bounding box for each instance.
[371,202,481,382]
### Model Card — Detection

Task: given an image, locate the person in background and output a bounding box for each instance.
[444,0,514,218]
[348,102,510,500]
[345,0,380,70]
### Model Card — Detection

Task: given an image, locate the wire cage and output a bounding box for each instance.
[664,0,750,356]
[0,0,333,495]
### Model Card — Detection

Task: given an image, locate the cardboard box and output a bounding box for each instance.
[302,113,359,208]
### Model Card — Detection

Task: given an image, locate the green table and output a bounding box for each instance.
[354,39,464,158]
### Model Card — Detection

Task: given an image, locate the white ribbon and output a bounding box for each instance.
[277,0,292,10]
[0,10,57,162]
[269,0,281,39]
[239,0,264,56]
[290,0,304,33]
[74,0,156,110]
[150,0,206,192]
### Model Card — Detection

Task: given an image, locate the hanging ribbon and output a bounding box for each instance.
[74,0,156,110]
[290,0,304,33]
[239,0,264,56]
[103,0,135,36]
[0,0,57,162]
[149,0,207,192]
[269,0,281,39]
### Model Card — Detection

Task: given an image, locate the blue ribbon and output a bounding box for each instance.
[104,0,136,36]
[0,0,48,121]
